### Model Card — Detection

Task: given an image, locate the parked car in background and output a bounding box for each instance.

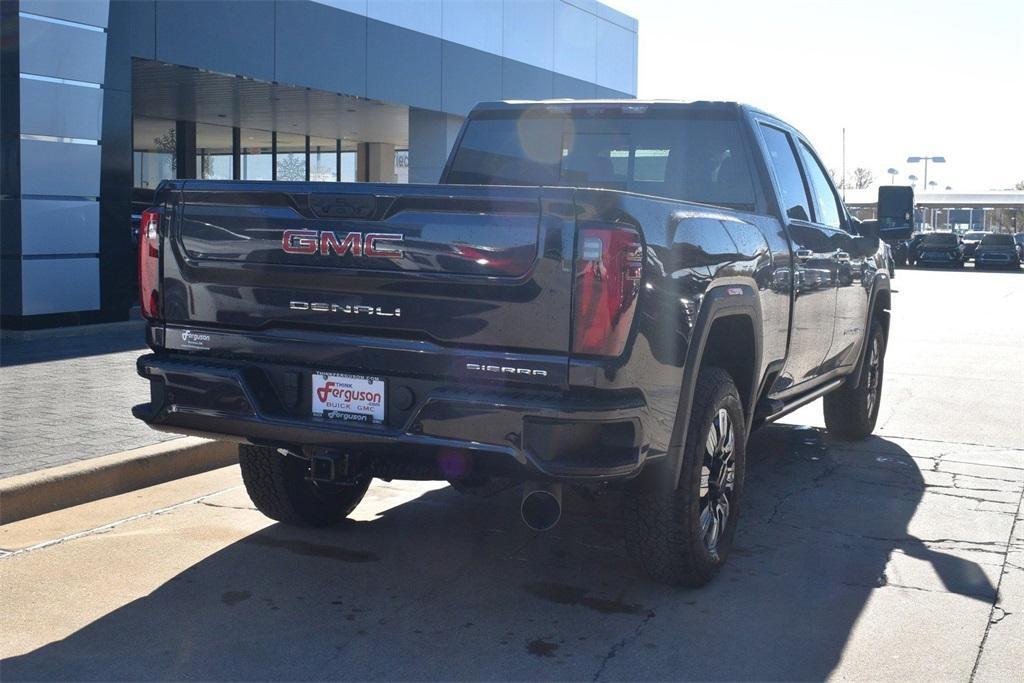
[974,233,1021,269]
[960,231,990,260]
[888,238,909,267]
[1014,233,1024,260]
[910,232,964,268]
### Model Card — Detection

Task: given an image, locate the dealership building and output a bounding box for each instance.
[0,0,638,330]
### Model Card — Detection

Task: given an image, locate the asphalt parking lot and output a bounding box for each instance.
[2,267,1022,681]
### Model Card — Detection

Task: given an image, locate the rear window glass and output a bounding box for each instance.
[920,234,959,247]
[445,107,758,211]
[980,234,1013,246]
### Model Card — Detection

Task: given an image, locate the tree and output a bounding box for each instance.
[828,168,849,190]
[153,128,177,172]
[852,167,874,189]
[1015,180,1024,191]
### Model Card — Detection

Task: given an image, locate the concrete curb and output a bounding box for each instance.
[0,437,237,524]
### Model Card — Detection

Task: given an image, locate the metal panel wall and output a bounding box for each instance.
[154,0,275,82]
[20,199,100,255]
[275,0,367,96]
[21,257,100,315]
[14,3,109,321]
[18,14,107,83]
[19,78,104,140]
[20,139,102,197]
[441,0,502,54]
[442,43,502,116]
[366,20,443,111]
[502,0,555,71]
[553,0,597,83]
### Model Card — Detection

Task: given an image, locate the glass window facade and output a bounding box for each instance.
[133,117,176,189]
[196,122,233,180]
[340,150,357,182]
[309,137,338,182]
[394,149,409,183]
[133,119,356,186]
[241,129,273,180]
[276,132,307,181]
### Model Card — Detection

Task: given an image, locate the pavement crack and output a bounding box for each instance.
[198,500,257,511]
[591,609,656,682]
[0,485,243,559]
[766,462,841,524]
[969,480,1024,682]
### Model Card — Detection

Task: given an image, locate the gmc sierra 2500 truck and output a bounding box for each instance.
[134,101,913,586]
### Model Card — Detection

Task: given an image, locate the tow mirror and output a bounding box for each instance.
[877,186,914,240]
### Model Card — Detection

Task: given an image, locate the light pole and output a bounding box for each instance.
[887,167,899,184]
[907,155,946,192]
[908,174,918,188]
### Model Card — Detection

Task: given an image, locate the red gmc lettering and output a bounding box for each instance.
[281,229,319,254]
[364,233,404,258]
[282,230,403,259]
[320,231,362,257]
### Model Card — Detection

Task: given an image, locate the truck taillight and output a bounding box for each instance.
[572,225,643,357]
[138,208,161,320]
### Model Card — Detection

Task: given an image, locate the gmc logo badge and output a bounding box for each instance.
[281,230,403,258]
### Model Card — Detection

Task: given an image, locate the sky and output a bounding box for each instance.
[605,0,1023,192]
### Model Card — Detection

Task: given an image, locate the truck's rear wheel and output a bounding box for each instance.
[238,445,370,526]
[823,319,885,439]
[623,367,746,587]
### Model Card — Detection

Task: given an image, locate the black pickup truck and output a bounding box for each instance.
[134,101,913,586]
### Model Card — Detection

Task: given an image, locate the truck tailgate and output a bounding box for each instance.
[159,182,574,358]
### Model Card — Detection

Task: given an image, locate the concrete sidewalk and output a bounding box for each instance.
[0,324,177,478]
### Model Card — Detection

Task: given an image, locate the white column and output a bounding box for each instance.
[408,108,463,184]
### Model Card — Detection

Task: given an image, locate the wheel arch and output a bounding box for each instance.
[850,276,891,389]
[660,283,764,490]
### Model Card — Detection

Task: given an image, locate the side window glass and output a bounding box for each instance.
[798,142,843,229]
[759,124,812,222]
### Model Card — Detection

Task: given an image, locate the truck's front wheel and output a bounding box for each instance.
[623,367,746,587]
[238,445,370,526]
[823,319,885,439]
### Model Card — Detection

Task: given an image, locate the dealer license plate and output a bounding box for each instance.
[311,372,385,424]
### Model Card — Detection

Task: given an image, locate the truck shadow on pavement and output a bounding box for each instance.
[3,424,997,681]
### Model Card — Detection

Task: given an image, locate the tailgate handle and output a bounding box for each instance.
[310,193,378,220]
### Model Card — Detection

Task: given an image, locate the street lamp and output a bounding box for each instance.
[906,155,946,193]
[887,167,899,184]
[908,174,918,188]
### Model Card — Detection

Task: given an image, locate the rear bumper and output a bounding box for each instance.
[133,353,656,482]
[975,253,1019,267]
[914,254,961,267]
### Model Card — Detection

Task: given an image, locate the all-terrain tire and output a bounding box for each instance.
[823,318,886,439]
[623,367,746,587]
[238,445,371,526]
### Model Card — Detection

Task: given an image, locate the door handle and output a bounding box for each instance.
[795,249,814,261]
[835,251,851,262]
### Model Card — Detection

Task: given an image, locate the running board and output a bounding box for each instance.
[762,379,845,423]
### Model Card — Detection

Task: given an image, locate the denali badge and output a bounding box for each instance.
[465,363,548,377]
[290,301,401,317]
[281,230,403,259]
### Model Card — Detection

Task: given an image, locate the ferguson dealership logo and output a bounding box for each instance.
[281,230,404,258]
[179,329,211,349]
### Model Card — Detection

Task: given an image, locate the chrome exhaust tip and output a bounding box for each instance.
[520,482,562,531]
